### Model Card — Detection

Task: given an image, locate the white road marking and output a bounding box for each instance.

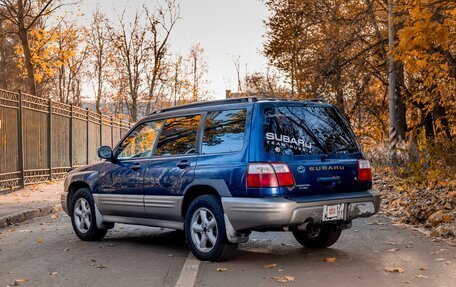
[174,252,201,287]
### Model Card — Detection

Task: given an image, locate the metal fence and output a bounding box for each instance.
[0,89,132,192]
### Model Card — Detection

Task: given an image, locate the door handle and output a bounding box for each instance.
[176,160,190,169]
[131,163,142,171]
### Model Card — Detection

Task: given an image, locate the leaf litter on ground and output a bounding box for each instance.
[384,267,405,273]
[323,257,336,263]
[272,275,294,283]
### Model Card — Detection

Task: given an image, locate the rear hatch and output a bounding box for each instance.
[260,103,370,196]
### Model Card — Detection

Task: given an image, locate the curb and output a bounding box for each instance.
[0,204,57,228]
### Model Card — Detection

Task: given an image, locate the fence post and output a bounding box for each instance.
[86,108,89,164]
[17,90,25,188]
[69,104,73,168]
[48,98,52,180]
[111,115,114,147]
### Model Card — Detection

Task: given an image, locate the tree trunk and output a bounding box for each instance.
[130,92,138,122]
[16,0,37,96]
[95,63,103,113]
[18,29,37,95]
[395,62,407,141]
[422,109,434,140]
[434,103,451,139]
[334,69,345,114]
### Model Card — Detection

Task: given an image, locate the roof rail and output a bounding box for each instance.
[307,98,327,103]
[149,97,258,115]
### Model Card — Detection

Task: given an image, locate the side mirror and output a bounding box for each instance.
[98,146,113,160]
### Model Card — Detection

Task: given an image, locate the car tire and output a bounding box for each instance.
[184,195,237,261]
[70,188,107,241]
[293,224,341,248]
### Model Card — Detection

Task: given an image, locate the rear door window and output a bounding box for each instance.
[154,115,201,156]
[263,106,358,155]
[202,109,246,154]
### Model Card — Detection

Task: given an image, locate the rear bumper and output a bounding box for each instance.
[222,190,380,232]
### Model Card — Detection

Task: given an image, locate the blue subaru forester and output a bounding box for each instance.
[62,97,380,261]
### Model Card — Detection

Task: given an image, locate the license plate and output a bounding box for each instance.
[323,204,345,221]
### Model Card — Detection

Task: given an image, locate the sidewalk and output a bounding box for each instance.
[0,181,63,227]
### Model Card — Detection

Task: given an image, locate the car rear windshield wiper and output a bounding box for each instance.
[321,147,358,161]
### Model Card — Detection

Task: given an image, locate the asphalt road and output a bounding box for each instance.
[0,214,455,287]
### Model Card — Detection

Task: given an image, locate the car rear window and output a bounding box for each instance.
[263,106,358,155]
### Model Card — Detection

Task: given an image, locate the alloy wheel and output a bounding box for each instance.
[190,207,218,253]
[73,198,92,233]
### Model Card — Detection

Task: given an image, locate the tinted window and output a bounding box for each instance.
[264,106,358,155]
[117,121,163,159]
[202,109,246,154]
[155,115,200,156]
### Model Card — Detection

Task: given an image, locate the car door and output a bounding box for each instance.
[98,120,163,218]
[143,114,202,221]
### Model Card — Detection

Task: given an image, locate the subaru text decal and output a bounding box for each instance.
[265,132,312,153]
[308,166,345,171]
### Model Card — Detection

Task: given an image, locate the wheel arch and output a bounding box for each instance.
[67,181,91,214]
[182,183,225,218]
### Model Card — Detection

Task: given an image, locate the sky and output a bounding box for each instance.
[75,0,270,100]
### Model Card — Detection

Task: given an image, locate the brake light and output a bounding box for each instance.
[358,159,372,181]
[271,163,295,186]
[247,163,294,188]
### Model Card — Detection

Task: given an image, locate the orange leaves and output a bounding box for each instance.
[14,25,81,84]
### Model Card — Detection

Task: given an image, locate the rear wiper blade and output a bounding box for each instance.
[321,147,358,161]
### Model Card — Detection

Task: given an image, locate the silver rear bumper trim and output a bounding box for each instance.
[222,190,381,232]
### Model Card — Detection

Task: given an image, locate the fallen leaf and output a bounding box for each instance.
[13,278,29,285]
[64,248,70,251]
[419,267,427,271]
[263,263,277,269]
[415,274,428,279]
[384,267,405,273]
[272,275,294,283]
[323,257,336,263]
[216,268,227,272]
[36,239,43,243]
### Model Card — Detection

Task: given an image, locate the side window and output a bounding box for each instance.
[202,109,246,154]
[154,115,201,156]
[117,121,163,159]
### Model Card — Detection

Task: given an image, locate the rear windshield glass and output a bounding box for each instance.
[263,106,358,155]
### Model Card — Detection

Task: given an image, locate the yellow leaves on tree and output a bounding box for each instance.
[14,27,78,84]
[395,0,455,114]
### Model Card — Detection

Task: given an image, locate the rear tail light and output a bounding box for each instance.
[247,163,295,188]
[358,159,372,181]
[271,163,295,186]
